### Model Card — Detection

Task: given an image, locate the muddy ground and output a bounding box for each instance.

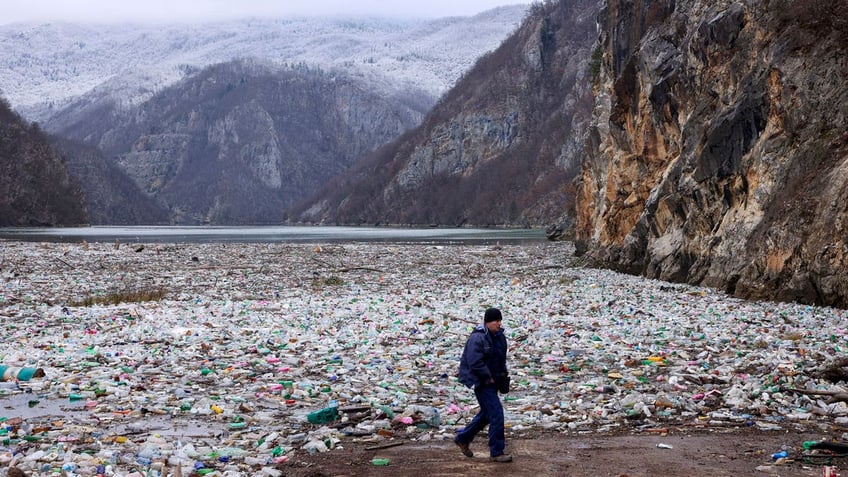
[279,426,841,477]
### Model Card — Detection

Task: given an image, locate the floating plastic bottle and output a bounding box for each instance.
[307,405,339,424]
[0,366,45,382]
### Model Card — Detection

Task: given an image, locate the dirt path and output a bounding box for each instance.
[280,428,837,477]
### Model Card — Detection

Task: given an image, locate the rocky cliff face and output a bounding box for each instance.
[293,0,601,227]
[0,98,87,226]
[576,0,848,307]
[48,60,427,224]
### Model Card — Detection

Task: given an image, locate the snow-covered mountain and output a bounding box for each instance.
[0,5,528,121]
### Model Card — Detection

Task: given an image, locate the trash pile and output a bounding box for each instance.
[1,240,847,476]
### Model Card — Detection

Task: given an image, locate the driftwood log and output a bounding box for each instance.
[365,441,405,451]
[782,387,848,404]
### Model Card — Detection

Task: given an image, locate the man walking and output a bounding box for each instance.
[454,307,512,462]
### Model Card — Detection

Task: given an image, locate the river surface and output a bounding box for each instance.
[0,225,546,244]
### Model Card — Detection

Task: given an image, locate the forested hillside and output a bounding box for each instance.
[0,97,87,226]
[292,0,600,228]
[49,61,427,224]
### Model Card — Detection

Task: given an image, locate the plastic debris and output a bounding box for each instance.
[307,405,339,424]
[771,450,788,460]
[1,241,848,475]
[0,366,44,381]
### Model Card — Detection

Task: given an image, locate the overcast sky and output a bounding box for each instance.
[2,0,536,24]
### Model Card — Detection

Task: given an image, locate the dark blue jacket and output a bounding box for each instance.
[458,324,508,388]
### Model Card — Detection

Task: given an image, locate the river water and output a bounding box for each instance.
[0,225,546,244]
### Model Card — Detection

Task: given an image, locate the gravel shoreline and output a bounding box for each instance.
[1,240,845,476]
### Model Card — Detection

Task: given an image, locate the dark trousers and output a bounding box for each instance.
[455,384,505,457]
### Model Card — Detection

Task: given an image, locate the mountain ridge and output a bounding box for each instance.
[290,0,600,228]
[48,60,427,224]
[0,6,529,122]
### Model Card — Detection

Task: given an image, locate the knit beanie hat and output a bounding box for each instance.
[484,308,503,323]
